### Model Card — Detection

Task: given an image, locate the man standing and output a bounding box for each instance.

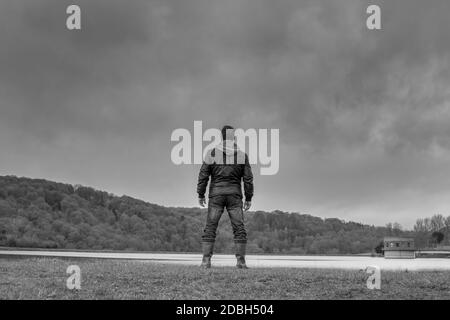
[197,125,254,269]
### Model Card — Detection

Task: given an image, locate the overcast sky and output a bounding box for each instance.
[1,0,449,228]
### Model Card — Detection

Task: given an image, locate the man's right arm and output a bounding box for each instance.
[197,151,212,203]
[243,154,254,209]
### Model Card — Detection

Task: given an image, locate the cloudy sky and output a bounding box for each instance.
[1,0,449,228]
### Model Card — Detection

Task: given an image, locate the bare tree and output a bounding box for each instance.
[430,214,445,232]
[445,216,450,230]
[414,218,426,233]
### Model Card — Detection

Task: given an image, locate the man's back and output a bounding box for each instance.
[197,146,253,201]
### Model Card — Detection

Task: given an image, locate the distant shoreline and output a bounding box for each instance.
[0,246,379,257]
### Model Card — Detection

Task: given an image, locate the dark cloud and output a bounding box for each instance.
[0,0,449,227]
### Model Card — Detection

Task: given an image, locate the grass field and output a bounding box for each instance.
[0,257,449,299]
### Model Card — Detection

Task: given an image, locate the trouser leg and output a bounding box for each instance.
[227,196,248,269]
[227,203,247,244]
[200,200,224,267]
[201,205,224,243]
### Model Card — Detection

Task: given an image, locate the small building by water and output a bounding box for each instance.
[383,237,416,259]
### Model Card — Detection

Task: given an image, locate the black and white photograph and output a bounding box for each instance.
[1,0,450,307]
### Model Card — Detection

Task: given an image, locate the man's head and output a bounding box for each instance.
[221,125,235,141]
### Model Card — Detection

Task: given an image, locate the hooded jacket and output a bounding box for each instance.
[197,140,254,201]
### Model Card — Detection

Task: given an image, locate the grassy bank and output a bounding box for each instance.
[0,257,449,299]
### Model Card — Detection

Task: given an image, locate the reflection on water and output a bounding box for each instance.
[1,250,449,271]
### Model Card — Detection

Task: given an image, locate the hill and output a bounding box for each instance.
[0,175,422,254]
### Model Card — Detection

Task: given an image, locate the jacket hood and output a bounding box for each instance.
[216,139,239,156]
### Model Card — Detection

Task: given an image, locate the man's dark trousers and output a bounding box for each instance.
[202,195,247,244]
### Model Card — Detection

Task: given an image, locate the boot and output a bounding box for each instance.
[235,242,249,269]
[200,242,214,268]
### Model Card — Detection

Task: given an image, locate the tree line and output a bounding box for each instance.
[0,176,448,254]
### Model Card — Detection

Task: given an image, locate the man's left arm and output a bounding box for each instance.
[243,154,254,211]
[197,160,211,207]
